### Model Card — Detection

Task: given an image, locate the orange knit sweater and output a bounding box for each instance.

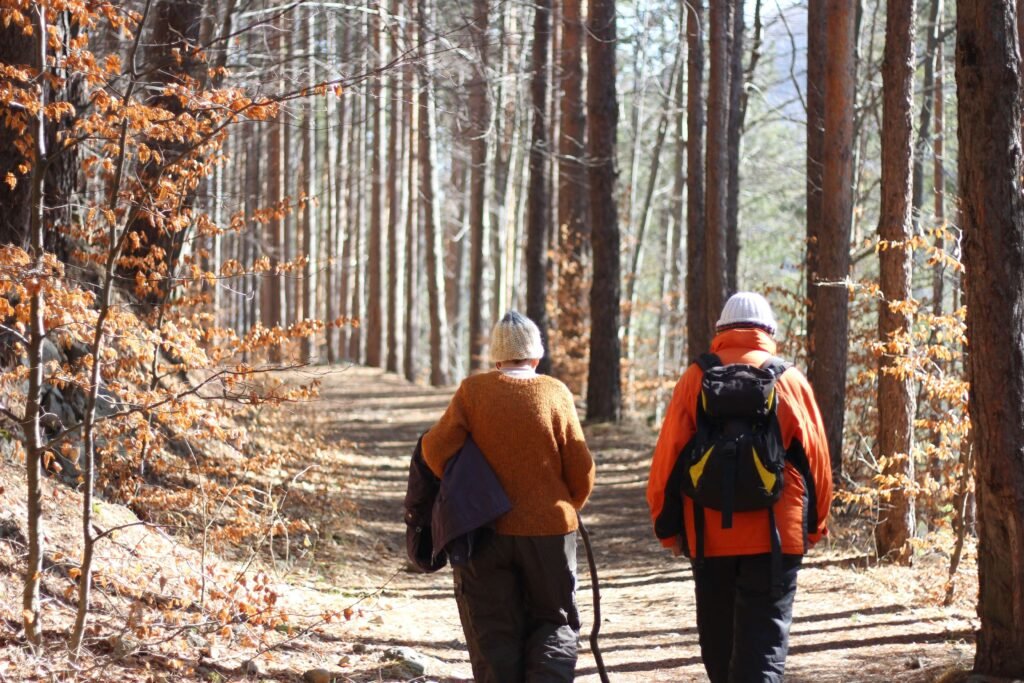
[421,371,595,536]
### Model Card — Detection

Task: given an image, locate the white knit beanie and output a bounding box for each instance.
[716,292,777,336]
[490,311,544,363]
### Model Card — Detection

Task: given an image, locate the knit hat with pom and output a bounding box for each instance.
[716,292,778,336]
[490,310,544,363]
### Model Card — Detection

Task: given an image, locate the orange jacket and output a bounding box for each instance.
[647,328,833,556]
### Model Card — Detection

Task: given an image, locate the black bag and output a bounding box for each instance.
[679,353,791,529]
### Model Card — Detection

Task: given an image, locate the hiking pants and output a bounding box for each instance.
[691,553,802,683]
[453,532,580,683]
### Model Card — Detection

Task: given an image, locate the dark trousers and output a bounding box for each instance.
[453,532,580,683]
[691,553,802,683]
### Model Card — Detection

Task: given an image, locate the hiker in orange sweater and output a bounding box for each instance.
[647,292,833,683]
[422,310,595,683]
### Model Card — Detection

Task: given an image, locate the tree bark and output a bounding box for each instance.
[806,0,825,366]
[367,8,384,368]
[418,0,451,386]
[686,0,708,364]
[932,20,946,316]
[20,6,48,646]
[956,0,1024,674]
[725,0,744,295]
[466,0,490,373]
[809,0,856,477]
[404,25,420,383]
[874,0,917,565]
[556,0,589,392]
[911,0,944,234]
[300,8,317,364]
[261,14,284,363]
[527,0,552,374]
[704,0,730,334]
[586,0,622,422]
[386,0,403,374]
[0,18,34,250]
[120,0,204,306]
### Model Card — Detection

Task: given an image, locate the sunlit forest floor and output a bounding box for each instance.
[0,366,979,681]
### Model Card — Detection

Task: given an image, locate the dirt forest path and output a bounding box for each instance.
[287,366,978,682]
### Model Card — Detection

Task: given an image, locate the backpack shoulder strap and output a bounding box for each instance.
[759,356,792,379]
[696,353,722,372]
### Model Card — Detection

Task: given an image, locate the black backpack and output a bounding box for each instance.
[680,353,790,527]
[655,353,818,595]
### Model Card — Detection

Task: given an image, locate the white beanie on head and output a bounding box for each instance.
[716,292,777,336]
[490,311,544,363]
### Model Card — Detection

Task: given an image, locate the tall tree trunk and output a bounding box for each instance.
[810,0,856,477]
[301,9,317,364]
[704,0,730,334]
[0,19,34,250]
[586,0,622,422]
[806,0,825,366]
[121,0,204,306]
[668,7,687,367]
[348,67,367,363]
[20,7,48,645]
[387,0,404,374]
[262,17,284,363]
[490,2,513,322]
[336,17,351,360]
[556,0,589,392]
[527,0,552,373]
[418,0,451,386]
[367,9,384,368]
[404,35,420,383]
[874,0,917,565]
[956,1,1024,674]
[725,0,744,295]
[912,0,944,233]
[686,0,708,363]
[932,20,946,316]
[466,0,490,372]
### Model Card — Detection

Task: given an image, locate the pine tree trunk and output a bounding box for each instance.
[810,0,856,476]
[367,8,384,368]
[20,9,48,645]
[262,15,284,362]
[0,20,34,250]
[466,0,489,373]
[805,0,825,366]
[404,34,420,383]
[686,0,708,364]
[725,0,744,295]
[300,9,317,364]
[348,67,367,363]
[956,1,1024,674]
[874,0,917,565]
[704,0,730,333]
[586,0,622,422]
[120,0,204,306]
[911,0,944,234]
[932,23,946,316]
[386,0,403,374]
[556,0,588,392]
[418,0,451,386]
[668,8,687,367]
[527,0,552,373]
[337,18,351,360]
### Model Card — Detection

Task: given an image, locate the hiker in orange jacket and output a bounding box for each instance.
[647,292,833,683]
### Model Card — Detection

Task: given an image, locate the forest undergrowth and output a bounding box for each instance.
[0,365,981,682]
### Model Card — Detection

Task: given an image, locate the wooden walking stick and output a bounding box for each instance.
[577,513,610,683]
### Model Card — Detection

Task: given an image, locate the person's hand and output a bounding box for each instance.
[671,536,685,557]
